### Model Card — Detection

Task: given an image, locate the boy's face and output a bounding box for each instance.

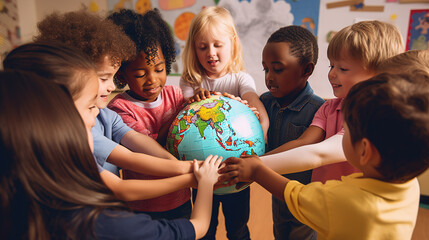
[96,56,120,109]
[262,42,308,102]
[121,47,166,102]
[328,53,375,98]
[195,28,232,79]
[74,71,99,152]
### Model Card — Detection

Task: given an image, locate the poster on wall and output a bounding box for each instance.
[0,0,21,65]
[406,9,429,51]
[107,0,320,81]
[218,0,320,84]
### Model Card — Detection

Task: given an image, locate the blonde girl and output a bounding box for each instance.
[180,6,268,239]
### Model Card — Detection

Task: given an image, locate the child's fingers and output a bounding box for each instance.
[204,90,211,98]
[214,156,223,168]
[217,162,238,174]
[222,156,241,165]
[218,170,238,182]
[203,154,214,165]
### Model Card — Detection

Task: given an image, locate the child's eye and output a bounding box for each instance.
[339,67,348,72]
[156,68,164,73]
[214,43,223,48]
[99,78,108,81]
[263,68,268,74]
[273,68,283,73]
[136,73,146,78]
[329,65,334,70]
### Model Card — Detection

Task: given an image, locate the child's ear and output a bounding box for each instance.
[302,62,315,78]
[359,138,381,167]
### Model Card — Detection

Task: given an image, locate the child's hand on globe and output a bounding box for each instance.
[188,88,221,103]
[193,155,223,186]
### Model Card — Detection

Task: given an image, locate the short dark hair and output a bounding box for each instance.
[108,9,176,76]
[267,25,318,65]
[3,42,96,100]
[342,73,429,182]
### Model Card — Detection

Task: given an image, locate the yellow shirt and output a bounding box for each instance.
[284,173,419,240]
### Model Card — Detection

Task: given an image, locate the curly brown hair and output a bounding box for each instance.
[34,10,136,67]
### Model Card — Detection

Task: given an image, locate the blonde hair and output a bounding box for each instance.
[182,6,244,86]
[328,20,404,72]
[377,50,429,77]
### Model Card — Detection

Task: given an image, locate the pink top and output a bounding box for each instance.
[108,86,190,212]
[310,98,360,183]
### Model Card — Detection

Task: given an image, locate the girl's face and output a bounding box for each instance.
[96,56,120,109]
[195,28,232,79]
[121,47,166,102]
[328,51,375,99]
[74,72,99,152]
[262,42,308,104]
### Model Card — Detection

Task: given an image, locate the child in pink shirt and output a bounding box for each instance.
[107,9,190,219]
[262,21,404,184]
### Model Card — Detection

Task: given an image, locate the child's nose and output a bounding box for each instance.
[208,46,216,56]
[328,68,336,79]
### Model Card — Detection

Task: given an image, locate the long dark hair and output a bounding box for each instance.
[0,71,124,239]
[3,41,96,101]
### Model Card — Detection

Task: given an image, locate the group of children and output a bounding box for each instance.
[1,4,429,240]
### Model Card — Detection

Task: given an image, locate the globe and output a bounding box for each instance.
[166,95,265,194]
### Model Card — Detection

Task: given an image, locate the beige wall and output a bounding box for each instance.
[17,0,108,43]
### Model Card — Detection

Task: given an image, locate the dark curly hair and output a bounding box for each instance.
[34,10,136,67]
[108,8,176,76]
[267,25,318,66]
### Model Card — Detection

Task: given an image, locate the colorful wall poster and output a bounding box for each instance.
[218,0,320,84]
[406,9,429,51]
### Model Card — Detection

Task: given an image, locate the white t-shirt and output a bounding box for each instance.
[180,71,257,99]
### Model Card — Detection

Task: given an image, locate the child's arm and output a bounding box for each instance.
[261,134,346,174]
[265,125,326,155]
[100,170,196,201]
[189,155,223,239]
[241,92,270,141]
[121,130,176,160]
[221,155,289,200]
[107,143,193,177]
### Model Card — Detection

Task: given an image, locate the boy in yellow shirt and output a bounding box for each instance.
[221,72,429,240]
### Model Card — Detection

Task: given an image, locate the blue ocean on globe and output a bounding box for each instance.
[166,95,265,194]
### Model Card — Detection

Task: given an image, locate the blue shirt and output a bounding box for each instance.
[92,209,195,240]
[260,82,324,182]
[92,108,132,175]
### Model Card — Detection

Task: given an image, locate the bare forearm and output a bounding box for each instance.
[264,125,326,156]
[262,134,346,174]
[101,171,195,201]
[252,163,288,200]
[121,130,176,160]
[190,179,214,239]
[108,145,193,176]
